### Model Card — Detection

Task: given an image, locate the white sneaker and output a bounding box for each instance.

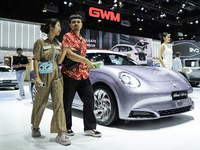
[21,95,26,99]
[16,95,22,100]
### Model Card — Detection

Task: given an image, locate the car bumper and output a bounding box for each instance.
[119,97,194,120]
[0,83,19,88]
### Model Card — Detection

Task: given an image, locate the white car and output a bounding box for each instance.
[111,40,149,65]
[0,65,19,90]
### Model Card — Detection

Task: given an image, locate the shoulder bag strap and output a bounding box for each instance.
[79,39,83,50]
[52,42,56,64]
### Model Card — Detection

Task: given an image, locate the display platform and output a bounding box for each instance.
[0,83,200,150]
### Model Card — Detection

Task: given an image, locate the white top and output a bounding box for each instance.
[172,57,182,71]
[161,43,173,69]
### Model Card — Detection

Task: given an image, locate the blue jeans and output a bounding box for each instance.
[16,70,26,95]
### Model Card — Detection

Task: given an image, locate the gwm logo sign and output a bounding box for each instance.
[89,7,120,22]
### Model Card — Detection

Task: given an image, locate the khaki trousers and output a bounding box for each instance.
[31,66,67,133]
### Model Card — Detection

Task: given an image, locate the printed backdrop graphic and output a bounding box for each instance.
[80,28,152,65]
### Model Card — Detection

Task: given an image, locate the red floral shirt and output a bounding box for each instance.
[61,30,89,80]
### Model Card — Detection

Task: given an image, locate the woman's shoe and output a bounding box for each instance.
[55,132,71,146]
[31,125,41,137]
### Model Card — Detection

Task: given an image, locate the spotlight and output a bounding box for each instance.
[179,9,183,13]
[195,20,199,24]
[114,0,117,3]
[166,24,170,27]
[141,7,144,11]
[98,0,102,4]
[68,2,73,7]
[64,1,67,5]
[141,19,144,22]
[182,4,185,8]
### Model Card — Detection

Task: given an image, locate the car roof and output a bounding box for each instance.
[87,49,126,56]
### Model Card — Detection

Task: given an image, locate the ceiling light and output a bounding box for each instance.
[98,0,102,4]
[113,3,118,7]
[64,1,67,5]
[68,2,73,7]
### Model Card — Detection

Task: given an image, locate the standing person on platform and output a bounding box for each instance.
[158,32,173,69]
[62,14,101,137]
[31,18,71,146]
[13,48,29,100]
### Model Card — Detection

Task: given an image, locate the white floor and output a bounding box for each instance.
[0,83,200,150]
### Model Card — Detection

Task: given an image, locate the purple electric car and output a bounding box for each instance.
[29,50,194,126]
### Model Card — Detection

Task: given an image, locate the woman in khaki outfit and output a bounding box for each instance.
[31,18,71,146]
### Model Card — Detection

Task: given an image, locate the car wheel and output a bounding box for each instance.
[31,84,37,103]
[93,85,118,126]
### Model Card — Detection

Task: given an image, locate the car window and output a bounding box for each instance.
[127,47,132,51]
[112,46,120,52]
[119,46,127,52]
[0,67,12,72]
[185,60,197,67]
[86,53,139,66]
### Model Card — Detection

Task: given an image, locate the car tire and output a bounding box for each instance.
[31,84,37,103]
[93,85,118,126]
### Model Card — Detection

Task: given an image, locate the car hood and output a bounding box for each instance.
[0,72,17,80]
[102,66,181,82]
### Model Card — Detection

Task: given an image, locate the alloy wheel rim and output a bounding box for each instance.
[94,89,111,122]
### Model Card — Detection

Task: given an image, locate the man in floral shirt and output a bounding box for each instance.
[61,14,101,137]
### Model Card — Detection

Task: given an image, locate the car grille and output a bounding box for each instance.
[158,106,192,116]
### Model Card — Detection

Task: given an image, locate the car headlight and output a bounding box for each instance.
[118,72,140,88]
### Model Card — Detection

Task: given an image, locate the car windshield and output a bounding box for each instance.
[0,67,12,72]
[86,53,139,66]
[185,60,200,67]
